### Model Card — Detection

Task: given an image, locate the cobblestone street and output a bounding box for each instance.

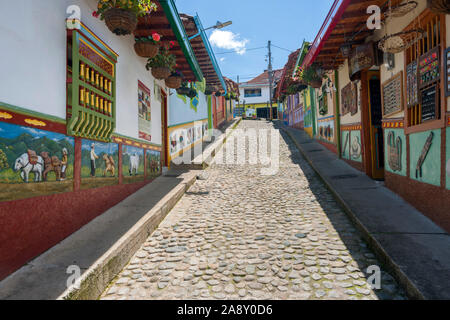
[101,120,406,300]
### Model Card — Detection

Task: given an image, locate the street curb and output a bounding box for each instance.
[282,127,424,300]
[58,172,198,300]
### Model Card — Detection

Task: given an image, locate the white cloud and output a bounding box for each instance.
[220,57,226,62]
[209,30,248,55]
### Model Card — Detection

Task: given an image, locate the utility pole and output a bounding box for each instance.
[268,40,274,120]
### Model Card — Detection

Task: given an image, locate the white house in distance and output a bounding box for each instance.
[238,70,283,117]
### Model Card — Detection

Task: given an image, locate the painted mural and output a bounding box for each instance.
[169,121,208,158]
[350,130,362,163]
[122,145,145,183]
[409,129,441,187]
[146,149,161,179]
[446,128,450,190]
[0,121,74,202]
[81,139,119,190]
[138,81,152,142]
[341,131,350,160]
[318,117,335,143]
[384,129,406,176]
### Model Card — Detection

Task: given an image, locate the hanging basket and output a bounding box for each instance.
[427,0,450,14]
[187,88,197,99]
[103,8,138,36]
[176,86,190,96]
[204,86,214,95]
[384,1,418,18]
[134,42,159,58]
[309,79,322,88]
[165,76,182,89]
[151,67,171,80]
[378,29,424,54]
[215,91,222,97]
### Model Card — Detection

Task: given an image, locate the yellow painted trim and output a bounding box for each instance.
[169,138,205,163]
[79,21,119,58]
[168,119,208,132]
[0,111,13,120]
[79,37,115,77]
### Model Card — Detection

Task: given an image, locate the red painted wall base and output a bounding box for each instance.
[385,171,450,233]
[0,180,151,281]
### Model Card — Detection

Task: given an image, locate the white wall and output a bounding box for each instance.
[168,89,208,126]
[0,0,164,145]
[239,85,270,106]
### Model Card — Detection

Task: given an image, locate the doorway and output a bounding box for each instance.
[160,89,169,168]
[367,71,384,180]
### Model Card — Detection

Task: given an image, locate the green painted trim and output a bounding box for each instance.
[334,70,341,158]
[0,101,66,124]
[310,87,317,136]
[112,133,162,148]
[168,118,208,128]
[159,0,204,82]
[207,96,212,129]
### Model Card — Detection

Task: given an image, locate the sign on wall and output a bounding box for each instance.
[0,121,74,202]
[382,71,403,117]
[418,46,440,89]
[138,81,152,142]
[341,82,357,116]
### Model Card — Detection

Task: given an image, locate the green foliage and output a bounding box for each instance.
[95,0,158,18]
[0,149,8,170]
[146,46,176,72]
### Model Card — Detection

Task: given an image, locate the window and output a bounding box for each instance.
[404,10,444,128]
[244,89,262,98]
[67,23,117,142]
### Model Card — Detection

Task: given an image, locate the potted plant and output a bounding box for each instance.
[427,0,450,14]
[187,88,197,99]
[134,32,161,58]
[165,70,183,89]
[94,0,158,36]
[146,43,176,80]
[302,64,324,88]
[204,85,214,96]
[176,81,190,96]
[215,91,222,97]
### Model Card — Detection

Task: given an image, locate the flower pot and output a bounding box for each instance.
[104,8,138,36]
[176,87,190,96]
[215,91,222,97]
[151,67,171,80]
[309,79,322,88]
[187,89,197,99]
[134,42,159,58]
[427,0,450,14]
[165,76,182,89]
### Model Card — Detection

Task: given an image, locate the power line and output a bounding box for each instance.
[272,44,294,53]
[215,46,267,55]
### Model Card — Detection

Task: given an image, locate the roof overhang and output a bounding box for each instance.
[302,0,403,70]
[181,14,227,93]
[134,0,203,82]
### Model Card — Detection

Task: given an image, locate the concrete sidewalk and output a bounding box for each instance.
[0,169,199,300]
[278,122,450,300]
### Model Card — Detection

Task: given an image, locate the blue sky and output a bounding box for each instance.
[175,0,334,83]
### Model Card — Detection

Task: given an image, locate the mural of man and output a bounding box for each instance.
[61,148,68,180]
[90,143,98,177]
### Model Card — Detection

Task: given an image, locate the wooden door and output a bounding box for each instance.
[367,71,384,180]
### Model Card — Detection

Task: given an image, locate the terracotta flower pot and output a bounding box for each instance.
[176,87,190,96]
[165,76,182,89]
[151,67,171,80]
[134,42,159,58]
[309,79,322,89]
[103,8,138,36]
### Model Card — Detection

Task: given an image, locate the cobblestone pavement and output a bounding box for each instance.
[101,120,406,300]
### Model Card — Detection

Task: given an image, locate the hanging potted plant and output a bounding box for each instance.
[215,91,223,97]
[134,32,161,58]
[94,0,158,36]
[427,0,450,14]
[225,93,231,101]
[204,85,214,96]
[165,70,183,89]
[187,87,197,99]
[176,81,190,96]
[302,64,323,88]
[146,43,176,80]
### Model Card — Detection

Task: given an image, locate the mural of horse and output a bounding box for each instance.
[103,154,115,177]
[14,153,44,183]
[129,153,140,176]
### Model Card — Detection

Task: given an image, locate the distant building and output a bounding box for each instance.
[239,70,283,111]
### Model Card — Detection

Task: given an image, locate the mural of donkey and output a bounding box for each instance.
[129,153,140,176]
[40,152,62,181]
[14,152,44,183]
